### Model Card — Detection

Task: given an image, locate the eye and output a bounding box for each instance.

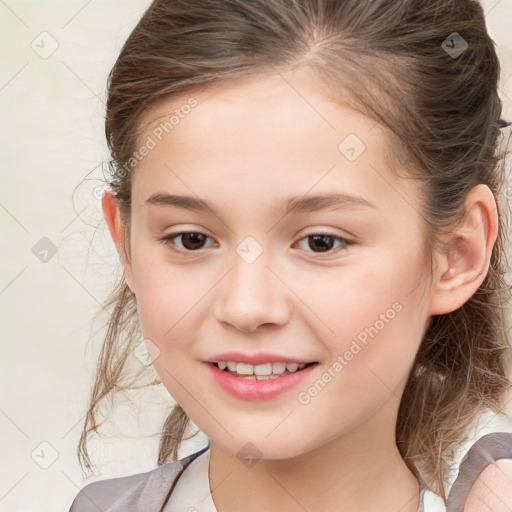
[158,231,354,256]
[159,231,215,254]
[294,233,354,254]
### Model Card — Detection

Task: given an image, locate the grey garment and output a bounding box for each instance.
[445,432,512,512]
[68,433,512,512]
[68,445,210,512]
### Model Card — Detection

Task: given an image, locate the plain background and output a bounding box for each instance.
[1,1,511,510]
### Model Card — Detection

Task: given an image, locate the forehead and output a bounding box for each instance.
[137,67,381,155]
[131,67,420,223]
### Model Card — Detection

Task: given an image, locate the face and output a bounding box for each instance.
[116,66,435,459]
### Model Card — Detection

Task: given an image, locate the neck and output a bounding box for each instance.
[208,400,420,512]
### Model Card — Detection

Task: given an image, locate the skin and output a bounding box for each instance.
[102,65,499,512]
[465,459,512,511]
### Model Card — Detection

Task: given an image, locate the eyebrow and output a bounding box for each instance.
[145,192,378,216]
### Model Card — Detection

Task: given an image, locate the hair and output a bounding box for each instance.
[78,0,512,501]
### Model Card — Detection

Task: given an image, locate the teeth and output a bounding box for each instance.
[272,362,286,374]
[216,361,307,376]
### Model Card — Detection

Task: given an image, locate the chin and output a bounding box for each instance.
[210,432,312,462]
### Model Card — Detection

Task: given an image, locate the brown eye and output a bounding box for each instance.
[295,233,353,254]
[306,234,336,252]
[159,231,214,254]
[177,232,208,250]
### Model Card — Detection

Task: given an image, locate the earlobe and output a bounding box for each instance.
[428,184,499,316]
[101,190,136,295]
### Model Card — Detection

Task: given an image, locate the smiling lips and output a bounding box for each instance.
[206,351,317,366]
[205,351,319,399]
[206,354,319,400]
[214,361,312,379]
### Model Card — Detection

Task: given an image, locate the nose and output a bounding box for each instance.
[213,252,291,333]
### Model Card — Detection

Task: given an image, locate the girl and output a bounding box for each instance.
[69,0,512,511]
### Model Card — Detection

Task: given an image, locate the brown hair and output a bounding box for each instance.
[78,0,512,501]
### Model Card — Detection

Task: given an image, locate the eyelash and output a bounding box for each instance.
[158,231,355,257]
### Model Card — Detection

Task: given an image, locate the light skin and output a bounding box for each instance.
[465,459,512,511]
[102,65,499,512]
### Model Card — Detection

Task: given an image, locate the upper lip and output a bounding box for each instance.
[205,352,318,365]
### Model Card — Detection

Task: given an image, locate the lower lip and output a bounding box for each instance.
[206,362,318,401]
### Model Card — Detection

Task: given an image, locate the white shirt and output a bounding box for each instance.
[164,409,512,512]
[165,448,216,512]
[165,447,447,512]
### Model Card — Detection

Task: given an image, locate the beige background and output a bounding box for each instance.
[0,1,511,511]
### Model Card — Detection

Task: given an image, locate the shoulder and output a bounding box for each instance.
[67,462,182,512]
[463,457,512,512]
[446,430,512,512]
[68,446,209,512]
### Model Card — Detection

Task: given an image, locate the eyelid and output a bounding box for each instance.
[158,230,216,257]
[158,229,355,257]
[292,232,355,257]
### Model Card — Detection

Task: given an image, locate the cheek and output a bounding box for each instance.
[133,261,205,400]
[130,246,204,341]
[306,252,427,391]
[303,250,427,341]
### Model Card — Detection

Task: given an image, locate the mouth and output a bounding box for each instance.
[210,361,318,380]
[206,359,320,400]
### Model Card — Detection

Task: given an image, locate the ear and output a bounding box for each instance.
[101,190,136,295]
[428,184,499,316]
